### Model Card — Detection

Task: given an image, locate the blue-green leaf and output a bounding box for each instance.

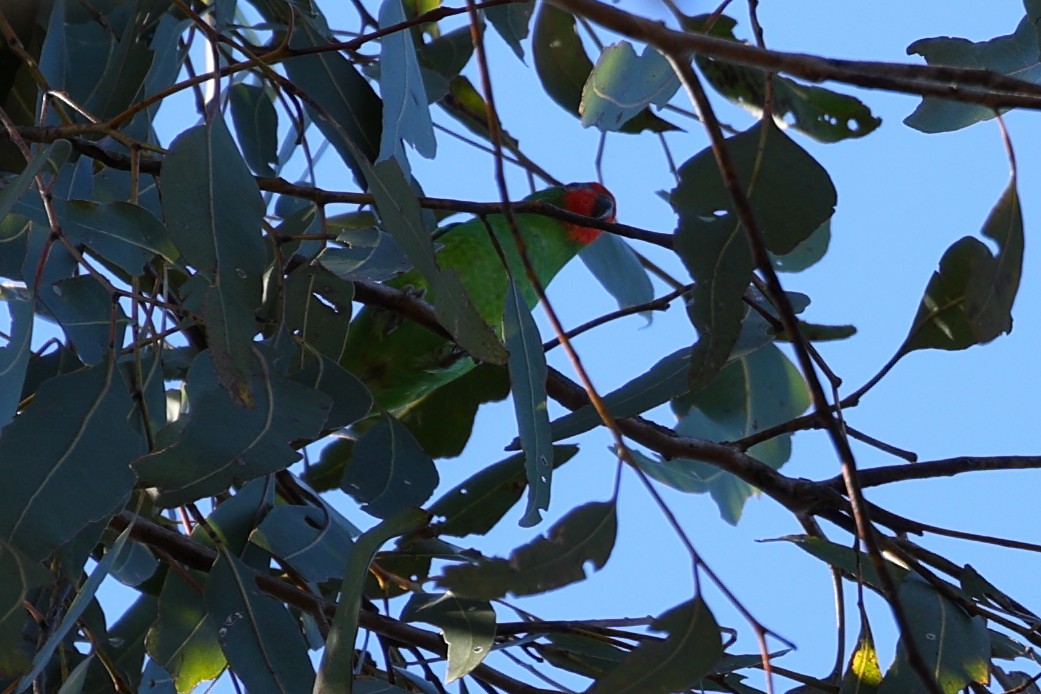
[504,278,553,527]
[486,3,535,59]
[581,42,680,132]
[580,233,655,311]
[378,0,436,161]
[401,592,495,682]
[341,413,439,518]
[229,83,279,176]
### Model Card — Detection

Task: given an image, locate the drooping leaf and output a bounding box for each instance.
[438,501,616,599]
[401,592,496,682]
[163,119,266,406]
[0,542,51,676]
[0,362,142,560]
[541,632,628,680]
[133,350,331,507]
[284,15,383,182]
[229,83,278,176]
[0,141,70,223]
[59,199,180,273]
[581,42,680,132]
[148,568,225,692]
[587,596,723,694]
[580,233,655,312]
[426,445,578,538]
[532,4,676,133]
[504,278,554,527]
[0,287,32,429]
[205,554,316,693]
[770,221,831,273]
[368,158,507,363]
[905,5,1041,133]
[378,0,436,161]
[281,263,355,361]
[341,413,439,518]
[901,178,1022,353]
[878,576,990,694]
[316,508,429,694]
[486,3,535,59]
[841,618,882,694]
[288,350,373,430]
[692,15,880,142]
[774,535,909,591]
[672,119,836,392]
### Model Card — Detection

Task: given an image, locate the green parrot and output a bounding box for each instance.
[342,181,617,414]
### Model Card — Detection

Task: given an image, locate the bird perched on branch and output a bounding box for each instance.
[341,182,617,414]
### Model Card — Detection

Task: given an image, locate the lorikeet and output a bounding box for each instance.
[342,182,616,413]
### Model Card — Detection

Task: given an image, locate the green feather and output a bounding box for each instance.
[342,185,596,413]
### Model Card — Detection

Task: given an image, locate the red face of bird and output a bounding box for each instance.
[562,182,616,245]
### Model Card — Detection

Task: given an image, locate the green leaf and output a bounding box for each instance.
[775,535,909,591]
[378,0,436,161]
[486,3,535,59]
[668,344,809,523]
[163,119,266,406]
[281,263,355,361]
[229,83,278,176]
[438,501,616,599]
[532,4,675,133]
[401,592,496,682]
[841,619,882,694]
[250,505,356,583]
[60,199,179,273]
[316,508,429,694]
[901,178,1022,353]
[770,220,830,273]
[672,120,836,392]
[0,287,32,429]
[148,567,225,691]
[579,233,655,311]
[0,141,70,223]
[0,361,142,560]
[693,15,880,142]
[204,554,316,692]
[399,363,511,458]
[284,15,383,182]
[878,576,989,694]
[581,42,680,132]
[426,445,578,538]
[905,7,1041,133]
[368,158,507,363]
[587,596,723,694]
[133,350,331,507]
[44,275,128,366]
[504,278,554,527]
[341,413,439,518]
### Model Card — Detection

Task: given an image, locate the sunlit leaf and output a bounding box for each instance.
[205,554,316,692]
[148,567,225,691]
[841,618,882,694]
[878,576,990,694]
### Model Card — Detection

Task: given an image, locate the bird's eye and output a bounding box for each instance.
[591,193,615,222]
